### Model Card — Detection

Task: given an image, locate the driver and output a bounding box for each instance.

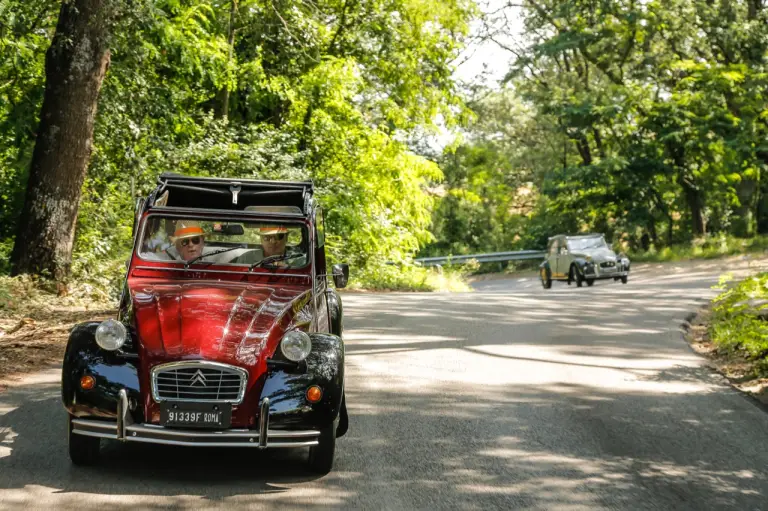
[170,220,206,262]
[260,226,288,258]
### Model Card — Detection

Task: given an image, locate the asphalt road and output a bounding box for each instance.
[2,258,768,510]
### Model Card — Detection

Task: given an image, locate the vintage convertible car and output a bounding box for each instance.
[539,233,630,289]
[62,174,349,474]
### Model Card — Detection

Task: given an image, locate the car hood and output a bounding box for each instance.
[128,280,312,367]
[571,247,617,261]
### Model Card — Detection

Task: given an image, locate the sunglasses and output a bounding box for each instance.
[180,236,202,247]
[262,233,286,242]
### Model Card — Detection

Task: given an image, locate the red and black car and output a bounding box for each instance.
[62,174,349,474]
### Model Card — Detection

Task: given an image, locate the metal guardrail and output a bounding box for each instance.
[414,250,545,267]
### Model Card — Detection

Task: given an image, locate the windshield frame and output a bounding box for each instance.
[133,210,313,275]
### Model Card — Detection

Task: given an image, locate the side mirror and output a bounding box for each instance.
[332,263,349,289]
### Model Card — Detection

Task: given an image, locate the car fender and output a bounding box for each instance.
[260,332,345,430]
[61,321,141,420]
[326,289,344,338]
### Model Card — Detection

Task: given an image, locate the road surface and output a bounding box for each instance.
[1,258,768,510]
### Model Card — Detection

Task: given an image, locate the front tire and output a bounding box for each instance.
[586,279,594,287]
[308,422,336,474]
[570,266,583,288]
[621,275,628,284]
[540,268,552,289]
[68,415,100,466]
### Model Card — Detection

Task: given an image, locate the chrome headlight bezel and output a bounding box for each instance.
[280,330,312,362]
[95,319,127,351]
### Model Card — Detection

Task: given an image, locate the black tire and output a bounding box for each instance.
[570,266,583,288]
[586,279,594,287]
[68,415,100,466]
[308,422,336,474]
[540,268,552,289]
[621,275,628,284]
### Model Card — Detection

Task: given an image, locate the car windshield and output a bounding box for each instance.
[567,237,607,251]
[138,215,309,269]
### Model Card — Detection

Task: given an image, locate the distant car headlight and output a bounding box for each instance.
[280,331,312,362]
[95,319,127,351]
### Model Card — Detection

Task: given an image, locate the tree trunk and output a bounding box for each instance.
[214,0,237,119]
[10,0,117,281]
[680,176,706,236]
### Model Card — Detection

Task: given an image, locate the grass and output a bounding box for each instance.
[708,272,768,363]
[347,262,472,292]
[627,235,768,263]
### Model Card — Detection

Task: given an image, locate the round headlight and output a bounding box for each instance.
[95,319,127,351]
[280,331,312,362]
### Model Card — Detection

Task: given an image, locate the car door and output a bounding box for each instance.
[556,238,570,278]
[547,239,560,278]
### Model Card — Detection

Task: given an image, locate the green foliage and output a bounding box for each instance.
[628,235,768,263]
[709,272,768,359]
[348,262,471,292]
[0,0,476,290]
[427,0,768,261]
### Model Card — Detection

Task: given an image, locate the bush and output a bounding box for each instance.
[709,273,768,359]
[348,261,471,292]
[628,234,768,263]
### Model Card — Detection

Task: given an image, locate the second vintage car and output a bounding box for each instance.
[62,174,349,474]
[539,233,630,289]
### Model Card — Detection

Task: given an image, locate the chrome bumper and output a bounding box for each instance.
[71,390,319,448]
[585,265,629,278]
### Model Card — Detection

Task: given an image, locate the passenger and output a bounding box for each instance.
[260,226,289,258]
[170,220,206,262]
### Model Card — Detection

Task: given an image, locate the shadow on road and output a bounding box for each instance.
[1,373,767,509]
[1,261,767,509]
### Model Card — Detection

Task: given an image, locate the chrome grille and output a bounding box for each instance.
[151,362,248,404]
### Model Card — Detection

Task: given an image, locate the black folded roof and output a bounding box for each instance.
[149,173,314,214]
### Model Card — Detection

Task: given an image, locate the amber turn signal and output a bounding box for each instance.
[306,386,323,403]
[80,375,96,390]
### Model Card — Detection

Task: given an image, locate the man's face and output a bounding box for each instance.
[176,236,204,261]
[262,233,287,257]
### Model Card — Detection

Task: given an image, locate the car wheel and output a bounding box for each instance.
[570,266,583,288]
[308,421,336,475]
[621,276,628,284]
[586,279,594,287]
[68,415,100,466]
[540,268,552,289]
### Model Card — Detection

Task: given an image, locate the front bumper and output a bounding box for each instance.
[71,390,319,449]
[584,263,629,279]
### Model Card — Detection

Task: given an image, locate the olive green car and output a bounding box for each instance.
[539,234,630,289]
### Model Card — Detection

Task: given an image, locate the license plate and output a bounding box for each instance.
[160,402,232,429]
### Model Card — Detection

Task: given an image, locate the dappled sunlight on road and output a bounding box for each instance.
[1,259,767,509]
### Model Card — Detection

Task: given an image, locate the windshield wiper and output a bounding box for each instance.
[249,253,304,271]
[184,246,243,269]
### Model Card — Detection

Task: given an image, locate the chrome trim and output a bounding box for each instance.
[125,437,318,448]
[70,417,320,448]
[268,430,320,438]
[150,361,249,404]
[259,397,269,448]
[71,419,115,431]
[71,429,118,440]
[117,389,130,441]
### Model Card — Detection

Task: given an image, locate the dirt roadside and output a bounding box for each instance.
[0,308,115,387]
[683,305,768,406]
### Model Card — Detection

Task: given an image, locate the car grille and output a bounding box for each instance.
[151,362,248,404]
